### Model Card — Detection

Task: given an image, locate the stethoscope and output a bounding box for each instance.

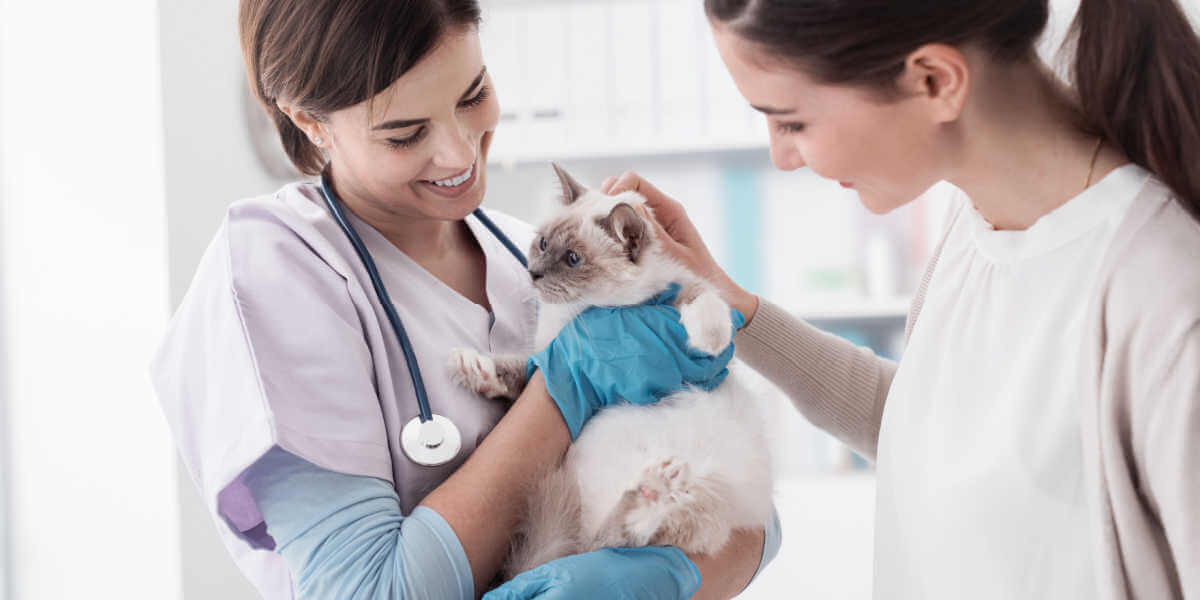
[319,169,528,467]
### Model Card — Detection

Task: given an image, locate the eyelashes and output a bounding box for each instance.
[458,85,490,109]
[385,85,492,150]
[387,128,426,149]
[774,120,806,134]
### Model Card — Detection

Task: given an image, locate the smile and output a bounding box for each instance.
[419,161,478,198]
[427,164,474,187]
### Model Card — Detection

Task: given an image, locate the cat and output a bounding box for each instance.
[447,163,774,578]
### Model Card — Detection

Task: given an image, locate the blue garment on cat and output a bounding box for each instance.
[527,283,746,440]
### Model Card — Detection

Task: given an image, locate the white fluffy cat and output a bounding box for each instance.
[448,164,773,578]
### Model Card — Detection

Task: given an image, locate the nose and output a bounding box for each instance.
[769,136,805,171]
[528,270,544,281]
[432,119,476,169]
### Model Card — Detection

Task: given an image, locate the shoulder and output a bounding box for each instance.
[476,206,538,253]
[1102,177,1200,329]
[223,181,359,296]
[1096,176,1200,379]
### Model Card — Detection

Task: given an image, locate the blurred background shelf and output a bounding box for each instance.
[488,136,770,167]
[793,296,912,322]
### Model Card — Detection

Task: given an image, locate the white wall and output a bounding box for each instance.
[155,0,288,598]
[0,2,182,598]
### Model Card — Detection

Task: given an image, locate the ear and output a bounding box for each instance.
[597,203,646,263]
[898,43,970,124]
[276,100,328,145]
[551,162,588,205]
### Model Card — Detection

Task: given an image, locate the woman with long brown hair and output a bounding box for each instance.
[603,0,1200,597]
[150,0,776,599]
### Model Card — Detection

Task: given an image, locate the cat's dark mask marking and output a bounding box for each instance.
[596,203,646,264]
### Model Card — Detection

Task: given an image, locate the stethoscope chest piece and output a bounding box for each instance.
[401,414,462,467]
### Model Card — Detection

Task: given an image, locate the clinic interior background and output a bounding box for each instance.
[3,0,1183,598]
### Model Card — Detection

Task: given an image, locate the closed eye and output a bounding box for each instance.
[385,85,490,150]
[458,85,490,109]
[774,120,806,134]
[386,126,426,149]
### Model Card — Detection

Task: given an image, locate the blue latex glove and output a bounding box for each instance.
[527,283,746,440]
[483,546,701,600]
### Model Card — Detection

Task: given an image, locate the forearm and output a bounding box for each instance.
[732,297,896,460]
[689,526,765,600]
[419,372,570,596]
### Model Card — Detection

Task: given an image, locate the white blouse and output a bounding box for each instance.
[874,164,1152,598]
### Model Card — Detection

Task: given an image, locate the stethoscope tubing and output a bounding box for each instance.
[320,172,437,422]
[318,170,528,424]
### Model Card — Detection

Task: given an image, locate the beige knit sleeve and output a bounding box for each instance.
[733,301,897,461]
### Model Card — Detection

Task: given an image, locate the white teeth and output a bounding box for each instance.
[430,164,473,187]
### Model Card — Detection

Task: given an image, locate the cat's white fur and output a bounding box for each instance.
[451,178,773,578]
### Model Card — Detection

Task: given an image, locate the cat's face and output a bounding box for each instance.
[527,165,650,305]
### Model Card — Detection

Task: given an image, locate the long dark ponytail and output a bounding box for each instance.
[705,0,1200,219]
[1069,0,1200,218]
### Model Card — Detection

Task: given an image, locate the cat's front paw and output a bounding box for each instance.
[447,348,507,398]
[678,291,733,356]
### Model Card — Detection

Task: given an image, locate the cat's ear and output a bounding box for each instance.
[598,202,646,263]
[551,162,588,205]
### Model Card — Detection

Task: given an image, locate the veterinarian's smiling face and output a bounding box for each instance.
[711,23,947,214]
[286,28,501,222]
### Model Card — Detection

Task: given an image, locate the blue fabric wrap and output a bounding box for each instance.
[527,284,746,440]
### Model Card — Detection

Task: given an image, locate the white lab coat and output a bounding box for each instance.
[150,181,538,598]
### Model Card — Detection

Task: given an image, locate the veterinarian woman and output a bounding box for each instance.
[604,0,1200,598]
[149,1,778,599]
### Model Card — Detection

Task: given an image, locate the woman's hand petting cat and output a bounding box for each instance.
[602,171,760,324]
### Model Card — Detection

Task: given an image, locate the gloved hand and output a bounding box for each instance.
[483,546,701,600]
[527,283,745,440]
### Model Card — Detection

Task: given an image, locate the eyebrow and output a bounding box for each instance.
[371,66,488,131]
[750,104,796,116]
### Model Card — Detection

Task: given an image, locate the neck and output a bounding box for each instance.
[944,58,1127,230]
[326,169,466,262]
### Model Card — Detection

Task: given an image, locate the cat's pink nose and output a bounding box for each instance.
[639,486,659,501]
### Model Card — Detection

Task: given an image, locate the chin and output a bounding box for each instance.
[858,190,911,215]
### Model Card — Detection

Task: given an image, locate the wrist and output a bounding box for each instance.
[716,277,759,327]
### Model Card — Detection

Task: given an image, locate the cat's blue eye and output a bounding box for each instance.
[539,237,547,251]
[565,250,581,267]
